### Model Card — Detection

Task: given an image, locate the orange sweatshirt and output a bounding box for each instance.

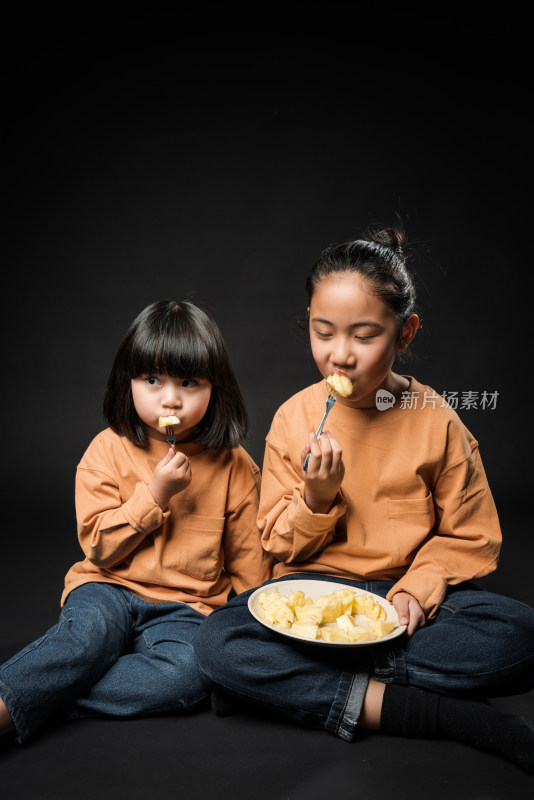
[259,377,501,618]
[62,428,272,614]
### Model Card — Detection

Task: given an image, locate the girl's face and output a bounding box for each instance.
[308,273,417,408]
[131,374,212,441]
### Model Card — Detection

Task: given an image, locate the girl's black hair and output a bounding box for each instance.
[103,300,248,450]
[306,226,417,347]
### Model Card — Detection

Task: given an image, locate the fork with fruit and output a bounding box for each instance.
[158,415,180,448]
[303,373,353,472]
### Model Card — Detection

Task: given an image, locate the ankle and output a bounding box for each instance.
[0,698,15,736]
[358,678,386,730]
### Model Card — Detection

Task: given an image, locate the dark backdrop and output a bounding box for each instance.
[2,14,532,643]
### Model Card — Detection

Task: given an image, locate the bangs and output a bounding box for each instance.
[126,309,214,380]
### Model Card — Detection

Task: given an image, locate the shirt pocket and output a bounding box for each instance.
[178,515,225,581]
[387,493,435,566]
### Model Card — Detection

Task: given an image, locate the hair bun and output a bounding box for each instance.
[366,226,406,259]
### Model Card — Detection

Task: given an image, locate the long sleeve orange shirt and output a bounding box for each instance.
[62,428,272,614]
[259,378,501,618]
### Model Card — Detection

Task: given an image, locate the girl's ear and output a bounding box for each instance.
[397,314,420,351]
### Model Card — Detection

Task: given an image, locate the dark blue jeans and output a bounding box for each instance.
[194,574,534,742]
[0,583,210,743]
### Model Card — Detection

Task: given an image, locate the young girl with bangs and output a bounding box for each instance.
[194,229,534,775]
[0,300,271,743]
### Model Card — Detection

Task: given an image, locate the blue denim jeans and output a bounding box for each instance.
[0,583,210,743]
[194,573,534,742]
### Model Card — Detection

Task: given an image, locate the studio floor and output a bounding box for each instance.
[1,503,533,799]
[0,690,532,799]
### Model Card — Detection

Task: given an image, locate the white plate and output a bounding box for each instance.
[248,578,406,647]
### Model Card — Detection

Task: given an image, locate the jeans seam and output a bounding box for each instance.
[334,672,355,737]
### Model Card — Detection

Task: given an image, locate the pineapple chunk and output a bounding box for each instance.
[315,594,342,623]
[368,620,396,639]
[258,588,280,608]
[347,626,374,642]
[335,613,356,633]
[263,598,295,629]
[352,593,386,620]
[364,595,386,620]
[287,591,307,610]
[290,622,319,639]
[333,588,356,614]
[326,372,353,397]
[158,415,181,427]
[320,627,350,642]
[352,593,367,614]
[294,605,324,624]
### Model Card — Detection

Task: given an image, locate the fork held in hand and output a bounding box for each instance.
[165,426,176,448]
[303,390,338,472]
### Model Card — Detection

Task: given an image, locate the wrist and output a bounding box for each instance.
[304,489,335,515]
[148,481,172,510]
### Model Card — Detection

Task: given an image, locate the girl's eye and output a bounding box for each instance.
[182,378,198,388]
[355,335,375,341]
[145,376,161,385]
[314,330,331,339]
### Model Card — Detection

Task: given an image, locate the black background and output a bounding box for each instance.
[1,11,533,797]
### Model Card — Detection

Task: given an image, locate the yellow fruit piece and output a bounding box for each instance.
[326,373,353,397]
[335,613,356,633]
[158,415,181,427]
[367,596,386,620]
[333,589,356,614]
[315,594,342,623]
[348,626,374,642]
[290,622,319,639]
[263,598,295,629]
[258,588,280,608]
[294,605,324,624]
[368,620,396,639]
[320,627,350,642]
[288,591,307,610]
[352,593,367,614]
[352,593,386,620]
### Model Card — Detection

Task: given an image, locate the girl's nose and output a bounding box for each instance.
[333,338,355,366]
[163,385,182,408]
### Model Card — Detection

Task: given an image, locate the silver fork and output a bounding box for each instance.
[165,426,176,448]
[303,389,338,472]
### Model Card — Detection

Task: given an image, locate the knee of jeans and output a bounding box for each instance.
[193,608,239,677]
[61,595,127,652]
[146,643,210,709]
[508,599,534,656]
[443,590,534,664]
[483,593,534,643]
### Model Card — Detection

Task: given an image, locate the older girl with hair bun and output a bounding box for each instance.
[195,228,534,775]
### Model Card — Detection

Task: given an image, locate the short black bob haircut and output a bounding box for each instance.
[103,300,248,450]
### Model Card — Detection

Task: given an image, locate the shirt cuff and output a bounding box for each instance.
[121,481,166,532]
[289,487,347,534]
